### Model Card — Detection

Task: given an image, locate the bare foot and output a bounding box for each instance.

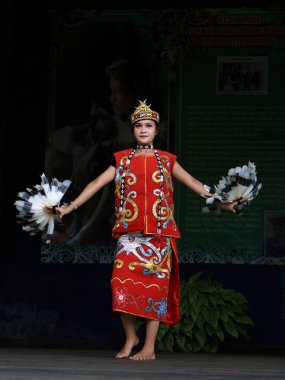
[116,337,139,359]
[129,350,156,361]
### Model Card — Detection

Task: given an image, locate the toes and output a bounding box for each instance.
[116,351,129,359]
[116,354,128,359]
[130,355,144,360]
[129,352,155,361]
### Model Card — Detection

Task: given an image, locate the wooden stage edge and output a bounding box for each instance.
[0,347,284,380]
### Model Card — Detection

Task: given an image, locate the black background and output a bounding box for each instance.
[1,0,285,350]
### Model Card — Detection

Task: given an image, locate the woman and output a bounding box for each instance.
[50,101,237,360]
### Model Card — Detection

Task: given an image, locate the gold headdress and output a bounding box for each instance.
[130,100,160,124]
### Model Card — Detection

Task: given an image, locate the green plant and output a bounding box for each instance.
[156,271,253,353]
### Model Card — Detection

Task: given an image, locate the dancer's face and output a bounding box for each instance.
[133,119,157,146]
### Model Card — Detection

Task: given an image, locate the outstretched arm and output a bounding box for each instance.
[46,165,116,218]
[172,161,238,213]
[172,161,211,197]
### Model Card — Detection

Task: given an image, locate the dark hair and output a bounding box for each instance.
[154,121,159,130]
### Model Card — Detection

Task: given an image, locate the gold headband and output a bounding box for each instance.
[130,100,160,124]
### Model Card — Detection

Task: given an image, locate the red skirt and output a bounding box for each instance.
[111,233,180,325]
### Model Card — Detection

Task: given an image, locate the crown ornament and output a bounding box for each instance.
[130,100,160,124]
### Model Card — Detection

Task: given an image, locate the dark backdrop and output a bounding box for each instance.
[1,0,285,350]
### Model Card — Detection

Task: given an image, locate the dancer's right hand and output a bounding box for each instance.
[43,205,74,219]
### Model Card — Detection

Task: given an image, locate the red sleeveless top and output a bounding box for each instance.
[112,149,181,239]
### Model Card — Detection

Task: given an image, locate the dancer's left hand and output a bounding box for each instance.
[218,199,245,213]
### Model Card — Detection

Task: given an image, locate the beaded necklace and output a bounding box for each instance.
[118,144,165,234]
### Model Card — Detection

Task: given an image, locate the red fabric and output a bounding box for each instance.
[111,234,180,325]
[112,149,181,239]
[110,149,181,325]
[165,238,180,324]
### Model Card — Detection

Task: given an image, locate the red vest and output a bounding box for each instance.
[112,149,181,239]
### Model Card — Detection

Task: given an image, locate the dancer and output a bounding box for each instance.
[47,100,238,360]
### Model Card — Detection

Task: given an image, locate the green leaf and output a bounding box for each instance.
[208,309,218,329]
[180,300,188,315]
[192,339,202,353]
[220,303,235,318]
[205,324,215,337]
[199,293,209,307]
[214,309,222,323]
[195,328,206,347]
[236,323,251,337]
[158,272,253,353]
[222,290,248,305]
[191,308,199,322]
[192,295,203,315]
[183,319,195,333]
[196,315,205,330]
[232,314,253,325]
[157,325,168,338]
[173,323,181,332]
[224,318,239,339]
[164,332,174,351]
[220,307,229,322]
[216,326,225,341]
[176,333,187,351]
[189,271,204,286]
[200,306,210,323]
[188,290,198,306]
[184,341,193,352]
[209,295,225,307]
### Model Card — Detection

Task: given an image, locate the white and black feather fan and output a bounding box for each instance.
[202,161,262,215]
[14,173,72,243]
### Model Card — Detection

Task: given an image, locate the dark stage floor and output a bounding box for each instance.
[0,348,285,380]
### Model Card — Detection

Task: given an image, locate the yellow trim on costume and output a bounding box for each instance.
[111,277,168,292]
[128,250,171,276]
[114,259,123,268]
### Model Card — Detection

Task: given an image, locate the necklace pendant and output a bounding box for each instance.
[136,144,154,150]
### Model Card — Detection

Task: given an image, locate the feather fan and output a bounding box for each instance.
[14,173,71,243]
[202,161,262,215]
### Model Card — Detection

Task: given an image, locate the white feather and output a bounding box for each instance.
[15,173,72,243]
[202,162,262,215]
